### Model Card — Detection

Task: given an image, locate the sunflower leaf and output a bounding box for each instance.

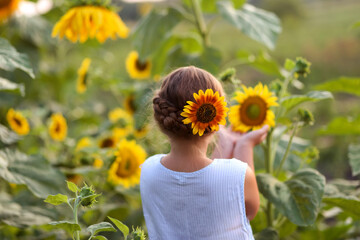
[44,194,68,206]
[0,124,21,145]
[217,2,282,50]
[255,227,279,240]
[313,76,360,97]
[280,91,333,112]
[0,77,25,96]
[108,216,129,239]
[87,222,116,236]
[132,8,182,61]
[349,144,360,177]
[257,168,325,226]
[0,148,67,198]
[46,221,81,236]
[317,115,360,136]
[0,37,34,78]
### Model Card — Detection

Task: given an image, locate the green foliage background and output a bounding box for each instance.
[1,0,360,239]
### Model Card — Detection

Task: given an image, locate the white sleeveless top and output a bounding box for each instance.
[140,154,254,240]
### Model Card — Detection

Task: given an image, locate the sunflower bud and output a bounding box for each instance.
[270,80,283,97]
[298,108,314,126]
[218,68,236,83]
[294,57,311,77]
[131,227,146,240]
[79,184,100,207]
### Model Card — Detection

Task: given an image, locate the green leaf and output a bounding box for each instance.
[217,2,282,50]
[317,115,360,136]
[284,58,295,71]
[132,8,182,61]
[351,21,360,29]
[108,216,129,239]
[44,194,68,206]
[323,184,360,218]
[0,124,20,145]
[280,91,333,112]
[0,77,25,96]
[255,227,279,240]
[87,222,116,236]
[257,168,325,226]
[0,148,67,198]
[67,180,80,193]
[349,144,360,177]
[47,221,81,236]
[93,236,108,240]
[0,37,35,78]
[236,50,281,76]
[313,77,360,97]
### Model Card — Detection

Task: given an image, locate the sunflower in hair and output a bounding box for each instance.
[229,82,278,132]
[181,89,228,136]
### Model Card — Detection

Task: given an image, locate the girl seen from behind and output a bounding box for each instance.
[140,66,269,240]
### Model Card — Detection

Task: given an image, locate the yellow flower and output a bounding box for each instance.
[49,113,67,141]
[125,51,151,80]
[133,125,149,139]
[229,83,278,132]
[107,139,146,188]
[0,0,20,22]
[77,58,91,94]
[93,156,103,169]
[181,89,228,136]
[6,108,30,135]
[98,135,118,149]
[52,5,129,43]
[113,127,132,140]
[75,137,92,152]
[124,94,136,115]
[108,108,132,125]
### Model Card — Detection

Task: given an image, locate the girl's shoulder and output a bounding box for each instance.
[141,154,165,168]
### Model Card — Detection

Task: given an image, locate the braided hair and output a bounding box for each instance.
[153,66,224,138]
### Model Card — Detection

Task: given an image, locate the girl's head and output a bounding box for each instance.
[153,66,225,138]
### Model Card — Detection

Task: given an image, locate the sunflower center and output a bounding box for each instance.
[0,0,11,8]
[82,73,88,85]
[100,138,114,148]
[135,59,149,71]
[196,103,217,123]
[55,123,61,133]
[13,117,22,127]
[116,158,137,178]
[240,96,267,126]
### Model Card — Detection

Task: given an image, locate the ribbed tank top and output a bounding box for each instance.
[140,154,254,240]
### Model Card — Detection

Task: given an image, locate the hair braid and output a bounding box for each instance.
[153,96,191,135]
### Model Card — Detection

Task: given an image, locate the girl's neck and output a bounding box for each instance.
[161,135,213,172]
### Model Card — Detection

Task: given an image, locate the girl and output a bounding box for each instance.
[140,66,268,240]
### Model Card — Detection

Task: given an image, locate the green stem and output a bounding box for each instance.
[190,0,210,46]
[275,122,298,177]
[73,198,80,240]
[265,129,274,227]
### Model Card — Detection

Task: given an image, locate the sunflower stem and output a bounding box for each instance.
[265,129,274,227]
[275,122,298,177]
[190,0,210,46]
[73,198,80,240]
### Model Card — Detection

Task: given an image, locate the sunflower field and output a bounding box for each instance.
[1,0,360,239]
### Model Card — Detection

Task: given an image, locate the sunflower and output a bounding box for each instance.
[77,58,91,93]
[124,94,136,115]
[75,137,92,152]
[93,155,103,169]
[107,139,146,188]
[98,135,118,149]
[125,51,151,80]
[49,113,67,141]
[229,83,278,132]
[0,0,20,22]
[52,5,129,43]
[181,89,228,137]
[113,127,132,140]
[6,108,30,135]
[108,107,132,125]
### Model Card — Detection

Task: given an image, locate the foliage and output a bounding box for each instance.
[0,0,360,239]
